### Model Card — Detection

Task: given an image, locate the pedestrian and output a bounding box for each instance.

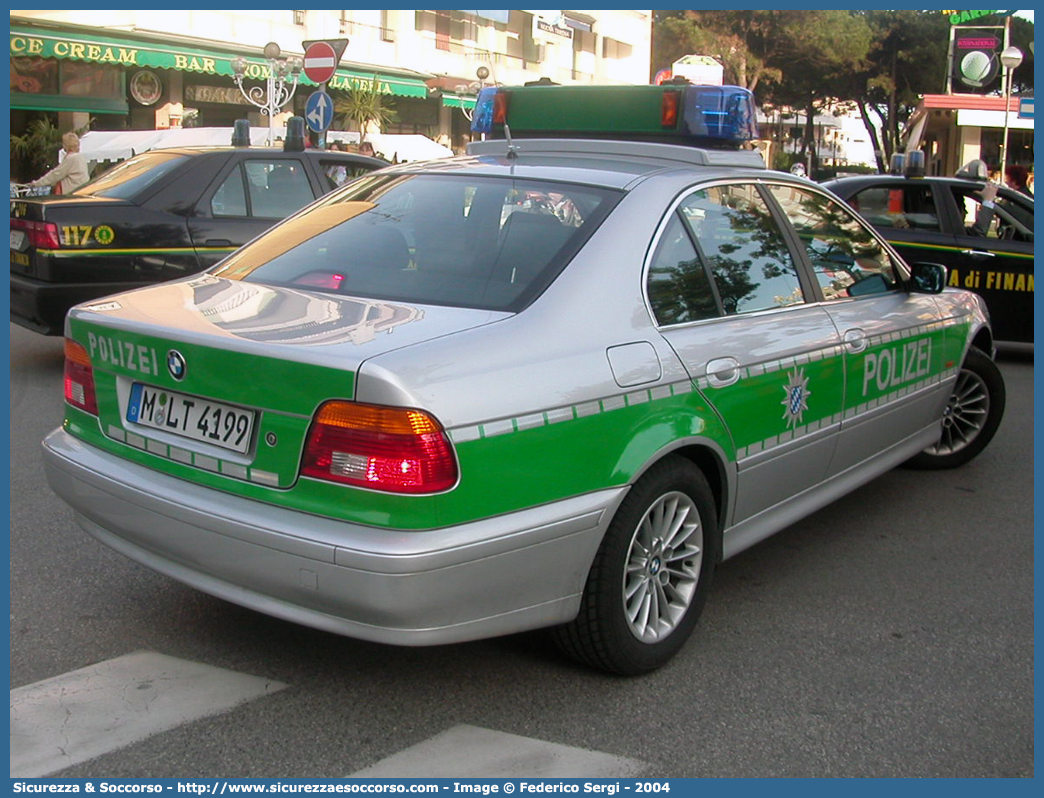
[1004,164,1033,196]
[29,132,90,195]
[359,141,375,157]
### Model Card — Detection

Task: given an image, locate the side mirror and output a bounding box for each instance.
[910,262,947,294]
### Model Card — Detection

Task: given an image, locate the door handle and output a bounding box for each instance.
[960,249,995,258]
[706,357,741,388]
[205,239,232,247]
[843,328,867,353]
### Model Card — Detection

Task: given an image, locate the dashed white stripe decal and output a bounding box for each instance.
[447,323,955,461]
[106,424,278,486]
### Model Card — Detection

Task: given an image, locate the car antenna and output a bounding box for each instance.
[503,123,518,160]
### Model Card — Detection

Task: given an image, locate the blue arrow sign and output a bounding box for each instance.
[305,90,334,133]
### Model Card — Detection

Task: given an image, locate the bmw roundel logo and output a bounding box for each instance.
[167,350,187,381]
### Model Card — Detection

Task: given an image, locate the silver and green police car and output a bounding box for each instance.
[43,85,1005,675]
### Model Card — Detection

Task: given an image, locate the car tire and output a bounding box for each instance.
[905,346,1005,470]
[552,456,718,675]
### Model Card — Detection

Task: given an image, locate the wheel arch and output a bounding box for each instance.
[629,439,732,546]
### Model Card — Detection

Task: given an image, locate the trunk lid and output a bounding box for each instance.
[64,275,507,491]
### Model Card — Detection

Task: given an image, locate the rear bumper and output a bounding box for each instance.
[10,273,141,336]
[43,428,621,645]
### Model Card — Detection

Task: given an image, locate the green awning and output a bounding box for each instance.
[10,23,430,98]
[441,93,477,110]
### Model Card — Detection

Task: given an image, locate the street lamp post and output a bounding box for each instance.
[231,42,303,145]
[999,44,1023,176]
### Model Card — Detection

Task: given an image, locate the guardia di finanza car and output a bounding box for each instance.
[43,84,1005,675]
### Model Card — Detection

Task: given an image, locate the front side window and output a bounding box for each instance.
[768,184,903,301]
[951,186,1034,242]
[321,158,375,191]
[680,184,805,314]
[211,174,618,312]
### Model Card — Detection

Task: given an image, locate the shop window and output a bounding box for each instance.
[11,58,59,95]
[10,57,121,99]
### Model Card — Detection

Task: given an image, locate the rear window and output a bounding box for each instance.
[74,151,189,199]
[211,173,619,312]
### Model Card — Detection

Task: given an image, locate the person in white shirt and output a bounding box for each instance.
[30,132,90,194]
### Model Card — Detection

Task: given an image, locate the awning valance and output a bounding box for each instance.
[440,93,477,110]
[10,23,430,98]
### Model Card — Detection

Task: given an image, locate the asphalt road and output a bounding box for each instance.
[8,323,1034,778]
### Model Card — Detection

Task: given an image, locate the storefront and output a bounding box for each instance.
[904,93,1034,177]
[10,18,435,138]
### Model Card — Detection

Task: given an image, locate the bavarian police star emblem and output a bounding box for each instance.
[781,367,811,429]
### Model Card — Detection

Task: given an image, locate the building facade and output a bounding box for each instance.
[903,93,1034,177]
[10,10,653,153]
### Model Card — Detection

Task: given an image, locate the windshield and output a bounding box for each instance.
[211,173,619,312]
[74,151,189,199]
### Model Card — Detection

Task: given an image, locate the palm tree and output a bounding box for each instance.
[333,76,398,144]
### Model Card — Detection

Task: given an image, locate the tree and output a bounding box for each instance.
[651,11,785,92]
[838,10,950,173]
[761,11,872,171]
[333,77,398,143]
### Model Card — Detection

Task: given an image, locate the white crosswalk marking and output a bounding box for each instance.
[10,651,287,777]
[349,724,647,778]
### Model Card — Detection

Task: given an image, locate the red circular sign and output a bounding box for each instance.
[303,41,337,84]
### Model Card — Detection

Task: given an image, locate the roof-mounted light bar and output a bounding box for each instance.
[471,83,759,149]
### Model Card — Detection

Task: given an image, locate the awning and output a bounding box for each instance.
[440,93,477,110]
[10,22,431,99]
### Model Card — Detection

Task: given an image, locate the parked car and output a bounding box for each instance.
[10,140,385,334]
[824,161,1033,344]
[42,85,1005,675]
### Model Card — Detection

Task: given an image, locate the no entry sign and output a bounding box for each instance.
[303,41,338,84]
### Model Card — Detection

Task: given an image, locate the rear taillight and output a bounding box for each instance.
[64,339,98,415]
[11,218,62,249]
[301,401,457,494]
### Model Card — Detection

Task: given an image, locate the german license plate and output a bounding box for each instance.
[127,383,256,454]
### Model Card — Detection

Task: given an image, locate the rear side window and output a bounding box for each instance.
[211,174,618,312]
[647,214,719,325]
[849,184,940,231]
[682,184,805,314]
[212,160,314,219]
